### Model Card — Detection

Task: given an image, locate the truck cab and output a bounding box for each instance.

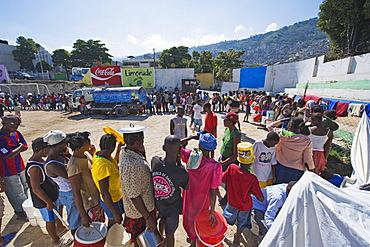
[71,87,97,110]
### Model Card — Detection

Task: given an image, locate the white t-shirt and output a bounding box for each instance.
[252,140,277,182]
[193,104,203,119]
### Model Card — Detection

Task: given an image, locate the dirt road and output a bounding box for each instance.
[2,109,267,247]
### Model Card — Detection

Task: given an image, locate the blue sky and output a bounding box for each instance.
[1,0,324,60]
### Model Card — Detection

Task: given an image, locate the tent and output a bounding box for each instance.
[260,172,370,247]
[350,109,370,185]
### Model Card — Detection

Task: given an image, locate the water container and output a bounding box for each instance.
[34,210,48,234]
[106,223,131,247]
[195,210,227,247]
[22,198,37,226]
[74,222,107,247]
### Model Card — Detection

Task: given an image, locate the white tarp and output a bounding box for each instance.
[260,172,370,247]
[350,113,370,185]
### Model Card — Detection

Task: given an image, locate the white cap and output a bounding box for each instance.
[43,130,66,145]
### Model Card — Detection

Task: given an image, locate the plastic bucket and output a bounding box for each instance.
[34,210,48,234]
[266,110,275,121]
[106,223,131,247]
[265,119,273,127]
[237,142,254,164]
[195,210,227,247]
[74,222,107,247]
[261,116,266,125]
[22,198,38,226]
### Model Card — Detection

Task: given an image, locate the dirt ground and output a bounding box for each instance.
[0,109,273,247]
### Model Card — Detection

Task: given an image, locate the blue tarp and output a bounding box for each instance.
[239,66,267,89]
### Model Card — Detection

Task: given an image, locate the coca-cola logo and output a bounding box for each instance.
[95,67,116,76]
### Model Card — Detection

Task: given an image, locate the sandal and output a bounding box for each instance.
[0,232,17,247]
[53,237,73,247]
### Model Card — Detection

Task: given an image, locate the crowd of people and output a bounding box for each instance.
[0,89,352,247]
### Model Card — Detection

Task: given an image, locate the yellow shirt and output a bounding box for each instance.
[91,152,122,203]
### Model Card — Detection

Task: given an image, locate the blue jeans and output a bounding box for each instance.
[223,203,252,230]
[3,170,28,215]
[57,191,82,230]
[99,198,124,220]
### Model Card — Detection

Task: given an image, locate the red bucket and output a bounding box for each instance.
[195,210,227,247]
[74,222,107,247]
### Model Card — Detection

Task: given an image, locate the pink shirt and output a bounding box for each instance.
[181,148,222,241]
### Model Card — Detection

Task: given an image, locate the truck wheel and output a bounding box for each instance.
[115,106,128,117]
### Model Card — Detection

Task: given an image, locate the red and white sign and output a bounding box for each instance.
[90,66,122,86]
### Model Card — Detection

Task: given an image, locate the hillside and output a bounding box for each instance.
[189,18,329,66]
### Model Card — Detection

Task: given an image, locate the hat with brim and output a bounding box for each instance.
[222,112,239,122]
[117,124,148,134]
[2,114,25,127]
[199,133,217,151]
[44,130,66,146]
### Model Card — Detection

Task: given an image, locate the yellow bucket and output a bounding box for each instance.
[237,142,254,164]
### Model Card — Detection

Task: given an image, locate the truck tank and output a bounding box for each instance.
[93,87,147,103]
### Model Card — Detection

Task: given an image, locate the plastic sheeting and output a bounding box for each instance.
[239,66,267,89]
[260,172,370,247]
[350,113,370,185]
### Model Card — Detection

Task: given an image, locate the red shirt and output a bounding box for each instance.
[204,112,218,137]
[0,131,28,177]
[222,164,263,211]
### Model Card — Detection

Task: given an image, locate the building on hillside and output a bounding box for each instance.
[122,58,159,68]
[0,41,21,71]
[33,46,53,69]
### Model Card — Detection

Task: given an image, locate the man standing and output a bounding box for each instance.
[119,126,156,246]
[170,106,187,139]
[0,115,28,220]
[203,103,218,158]
[193,100,203,132]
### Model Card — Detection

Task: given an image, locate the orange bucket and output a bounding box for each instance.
[195,210,227,247]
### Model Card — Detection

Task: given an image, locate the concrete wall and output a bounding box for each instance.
[0,43,20,71]
[154,68,194,92]
[233,52,370,100]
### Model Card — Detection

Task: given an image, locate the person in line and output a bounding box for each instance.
[252,181,297,242]
[0,114,28,220]
[193,100,203,132]
[151,135,189,247]
[219,112,241,206]
[119,128,156,246]
[44,130,82,236]
[222,142,264,246]
[243,100,251,123]
[91,134,124,228]
[180,132,222,247]
[78,95,88,117]
[203,103,218,158]
[188,102,196,130]
[267,118,315,184]
[308,113,333,173]
[26,137,72,246]
[170,106,187,140]
[67,132,104,227]
[252,132,280,188]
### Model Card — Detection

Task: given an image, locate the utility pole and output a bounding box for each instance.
[153,48,155,68]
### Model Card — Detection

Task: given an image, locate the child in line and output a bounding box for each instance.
[252,132,280,188]
[222,142,264,246]
[243,101,251,123]
[170,106,188,139]
[151,135,188,247]
[26,137,72,246]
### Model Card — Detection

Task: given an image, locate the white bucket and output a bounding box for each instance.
[250,217,259,236]
[34,210,48,234]
[266,110,275,121]
[261,116,266,125]
[106,223,131,247]
[22,198,38,226]
[265,119,273,127]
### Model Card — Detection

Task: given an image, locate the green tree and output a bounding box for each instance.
[70,39,113,67]
[213,49,245,82]
[199,51,214,73]
[159,46,191,68]
[318,0,370,56]
[52,49,71,67]
[12,36,41,71]
[35,60,52,72]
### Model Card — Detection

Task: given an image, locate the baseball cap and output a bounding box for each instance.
[222,112,239,122]
[43,130,67,145]
[199,132,217,151]
[2,114,24,127]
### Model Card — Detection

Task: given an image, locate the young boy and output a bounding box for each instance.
[222,142,264,246]
[151,135,188,247]
[26,138,72,246]
[203,103,217,158]
[170,106,188,139]
[193,100,203,132]
[252,132,280,188]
